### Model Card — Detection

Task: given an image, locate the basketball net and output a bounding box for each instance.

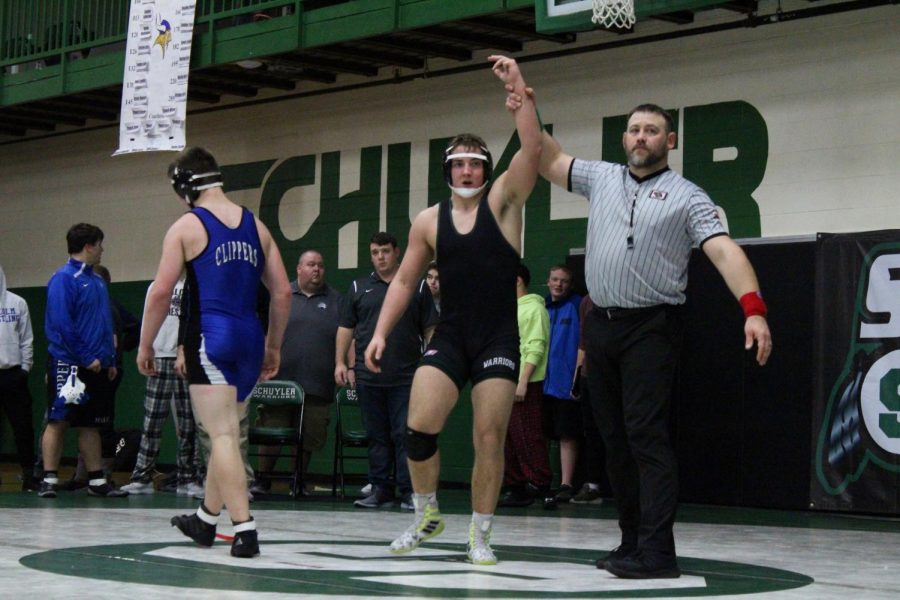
[591,0,636,29]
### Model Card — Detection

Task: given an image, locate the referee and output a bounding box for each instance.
[514,94,772,578]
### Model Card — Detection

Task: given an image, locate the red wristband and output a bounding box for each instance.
[740,291,767,318]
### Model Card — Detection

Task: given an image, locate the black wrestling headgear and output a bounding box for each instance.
[170,165,223,203]
[442,135,493,186]
[169,147,224,205]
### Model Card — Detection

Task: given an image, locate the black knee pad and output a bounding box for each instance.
[405,427,438,461]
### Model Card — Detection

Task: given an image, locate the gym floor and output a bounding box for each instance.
[1,463,899,599]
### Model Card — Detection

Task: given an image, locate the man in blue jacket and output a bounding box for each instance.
[543,264,582,504]
[39,223,127,498]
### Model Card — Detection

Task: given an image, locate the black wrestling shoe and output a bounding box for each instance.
[231,529,260,558]
[171,513,216,547]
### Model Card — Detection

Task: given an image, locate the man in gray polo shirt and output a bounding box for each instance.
[511,91,772,578]
[253,250,343,494]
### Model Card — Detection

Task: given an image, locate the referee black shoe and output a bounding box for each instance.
[605,552,681,579]
[595,543,638,570]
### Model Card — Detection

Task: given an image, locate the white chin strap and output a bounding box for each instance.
[194,181,223,192]
[449,183,487,199]
[446,152,488,199]
[192,171,223,192]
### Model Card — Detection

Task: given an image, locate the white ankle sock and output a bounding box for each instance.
[197,505,219,525]
[233,518,256,533]
[413,492,438,513]
[472,512,493,534]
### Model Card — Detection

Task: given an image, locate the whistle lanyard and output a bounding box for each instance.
[627,189,638,250]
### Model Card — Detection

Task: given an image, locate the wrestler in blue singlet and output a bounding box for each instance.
[182,206,265,401]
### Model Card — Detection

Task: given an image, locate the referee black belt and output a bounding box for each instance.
[594,305,667,321]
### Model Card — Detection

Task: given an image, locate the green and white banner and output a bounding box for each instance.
[813,230,900,513]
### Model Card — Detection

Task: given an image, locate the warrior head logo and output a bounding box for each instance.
[153,18,172,58]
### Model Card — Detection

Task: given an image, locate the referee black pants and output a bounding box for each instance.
[584,305,683,562]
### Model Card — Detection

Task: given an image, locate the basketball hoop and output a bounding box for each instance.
[591,0,636,29]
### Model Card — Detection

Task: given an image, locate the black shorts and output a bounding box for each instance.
[419,330,519,390]
[542,395,583,439]
[46,356,115,428]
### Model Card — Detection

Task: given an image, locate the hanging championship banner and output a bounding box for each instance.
[114,0,196,155]
[812,230,900,514]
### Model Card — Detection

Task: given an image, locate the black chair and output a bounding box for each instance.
[247,380,305,497]
[331,386,369,498]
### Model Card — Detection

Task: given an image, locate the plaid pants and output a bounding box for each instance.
[504,380,552,488]
[131,357,199,485]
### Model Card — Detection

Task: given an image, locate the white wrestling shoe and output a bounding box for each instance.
[389,503,445,554]
[466,520,497,566]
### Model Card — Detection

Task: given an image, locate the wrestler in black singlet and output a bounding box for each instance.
[419,189,521,388]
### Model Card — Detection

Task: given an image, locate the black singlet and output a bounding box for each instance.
[435,192,519,347]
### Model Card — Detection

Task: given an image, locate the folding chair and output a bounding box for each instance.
[331,386,369,498]
[247,380,305,497]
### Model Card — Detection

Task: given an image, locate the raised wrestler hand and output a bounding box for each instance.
[489,55,524,88]
[745,315,772,366]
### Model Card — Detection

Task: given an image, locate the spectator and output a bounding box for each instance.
[499,262,552,507]
[121,276,203,498]
[570,294,606,504]
[0,264,39,491]
[335,232,438,510]
[542,264,583,504]
[425,262,441,314]
[89,264,139,479]
[252,250,343,495]
[39,223,127,498]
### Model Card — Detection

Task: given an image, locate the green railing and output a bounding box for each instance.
[0,0,312,68]
[1,0,129,65]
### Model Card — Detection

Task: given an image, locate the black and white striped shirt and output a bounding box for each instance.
[570,159,726,308]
